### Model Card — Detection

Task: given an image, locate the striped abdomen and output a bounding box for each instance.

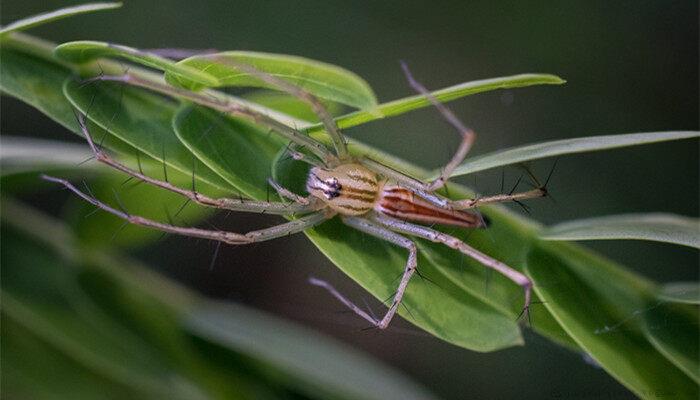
[375,185,484,228]
[306,164,379,216]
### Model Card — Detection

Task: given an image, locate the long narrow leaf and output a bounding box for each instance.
[642,302,699,384]
[526,242,698,399]
[166,51,378,110]
[54,41,218,86]
[446,131,700,178]
[1,136,92,175]
[186,302,440,400]
[541,213,700,249]
[306,73,565,133]
[0,2,122,38]
[658,282,700,305]
[3,199,440,400]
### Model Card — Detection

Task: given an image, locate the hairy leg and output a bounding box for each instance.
[74,113,317,215]
[84,73,334,163]
[309,215,418,329]
[209,57,349,160]
[42,174,333,244]
[373,213,532,317]
[400,62,476,191]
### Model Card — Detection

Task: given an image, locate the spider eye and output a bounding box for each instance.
[324,178,342,199]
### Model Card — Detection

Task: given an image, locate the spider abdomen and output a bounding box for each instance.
[376,185,484,228]
[306,164,379,216]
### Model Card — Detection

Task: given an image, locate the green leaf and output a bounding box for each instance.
[642,302,699,384]
[186,302,440,400]
[0,2,122,38]
[447,131,700,178]
[0,136,92,176]
[2,316,151,400]
[173,105,286,200]
[0,42,140,157]
[1,217,207,400]
[658,282,700,305]
[305,73,566,134]
[526,242,698,399]
[65,169,216,249]
[541,213,700,249]
[165,51,378,110]
[62,77,231,191]
[3,198,438,400]
[242,90,344,122]
[54,41,218,86]
[411,208,581,350]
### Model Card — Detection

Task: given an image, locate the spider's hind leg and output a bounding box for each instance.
[373,213,533,321]
[309,215,418,329]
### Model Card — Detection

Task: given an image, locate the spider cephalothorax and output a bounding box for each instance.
[44,57,547,330]
[307,163,379,216]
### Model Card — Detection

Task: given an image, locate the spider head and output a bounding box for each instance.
[306,163,379,216]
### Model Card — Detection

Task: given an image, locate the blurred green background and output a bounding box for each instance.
[2,1,698,398]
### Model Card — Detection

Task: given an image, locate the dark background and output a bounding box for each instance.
[2,1,698,398]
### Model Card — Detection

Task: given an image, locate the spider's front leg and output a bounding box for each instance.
[41,174,334,244]
[74,113,317,215]
[310,215,418,329]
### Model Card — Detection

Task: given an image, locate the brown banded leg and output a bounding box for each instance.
[372,213,532,318]
[42,174,334,244]
[74,113,317,215]
[310,215,418,329]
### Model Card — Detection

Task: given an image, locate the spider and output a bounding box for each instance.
[42,58,548,330]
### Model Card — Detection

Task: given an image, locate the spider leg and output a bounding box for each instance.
[41,174,333,244]
[400,62,476,191]
[451,165,552,210]
[210,57,349,160]
[309,215,418,329]
[82,73,334,163]
[74,113,316,215]
[373,213,532,319]
[266,178,310,205]
[452,188,546,210]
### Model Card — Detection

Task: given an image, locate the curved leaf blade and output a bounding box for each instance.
[447,131,700,178]
[1,136,92,175]
[165,51,378,109]
[658,282,700,304]
[54,41,218,86]
[541,213,700,249]
[173,105,286,200]
[0,2,122,38]
[186,302,440,400]
[0,45,132,153]
[305,73,566,134]
[642,302,700,384]
[658,282,700,305]
[5,198,441,400]
[62,78,231,191]
[526,242,698,399]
